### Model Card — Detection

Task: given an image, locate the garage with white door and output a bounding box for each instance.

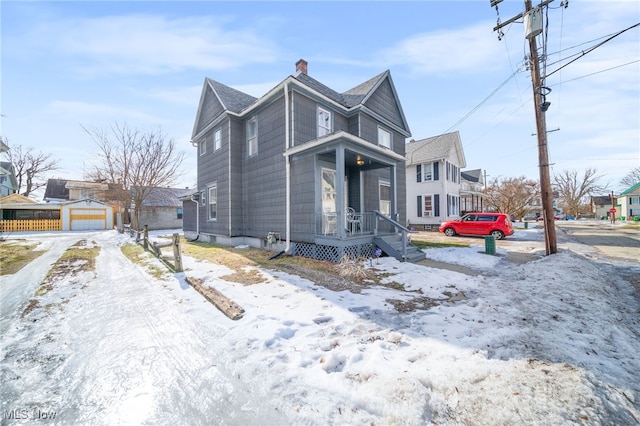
[61,199,114,231]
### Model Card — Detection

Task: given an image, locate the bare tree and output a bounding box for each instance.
[620,167,640,188]
[553,168,604,218]
[2,140,60,197]
[83,123,185,229]
[483,176,539,219]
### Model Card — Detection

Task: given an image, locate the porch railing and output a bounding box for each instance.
[373,210,410,260]
[318,211,405,237]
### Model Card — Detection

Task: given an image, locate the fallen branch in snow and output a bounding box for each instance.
[185,276,245,320]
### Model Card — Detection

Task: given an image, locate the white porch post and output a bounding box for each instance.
[390,164,397,221]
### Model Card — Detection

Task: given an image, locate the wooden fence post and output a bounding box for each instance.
[172,233,183,272]
[143,225,148,250]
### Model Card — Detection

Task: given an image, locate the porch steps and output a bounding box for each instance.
[374,234,425,263]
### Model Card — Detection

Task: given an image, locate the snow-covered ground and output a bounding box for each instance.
[1,225,639,425]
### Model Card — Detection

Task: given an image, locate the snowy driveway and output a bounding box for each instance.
[2,232,286,425]
[1,228,639,425]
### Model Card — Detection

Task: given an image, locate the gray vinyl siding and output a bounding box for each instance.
[290,156,315,242]
[363,78,405,129]
[198,120,230,236]
[292,92,348,146]
[229,119,244,236]
[195,85,225,136]
[347,169,361,212]
[242,97,287,239]
[348,115,360,137]
[181,199,197,233]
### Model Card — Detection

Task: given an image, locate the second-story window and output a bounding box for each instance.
[318,107,331,137]
[423,162,433,181]
[247,117,258,157]
[378,127,391,149]
[214,128,221,151]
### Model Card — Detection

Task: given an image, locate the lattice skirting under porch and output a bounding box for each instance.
[293,242,374,263]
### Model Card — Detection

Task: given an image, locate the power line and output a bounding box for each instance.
[548,59,639,86]
[544,22,640,79]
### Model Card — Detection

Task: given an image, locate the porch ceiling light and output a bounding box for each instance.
[356,156,365,166]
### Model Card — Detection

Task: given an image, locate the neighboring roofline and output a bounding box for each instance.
[405,131,467,168]
[620,181,640,195]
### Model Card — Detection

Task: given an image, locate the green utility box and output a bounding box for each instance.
[484,236,496,255]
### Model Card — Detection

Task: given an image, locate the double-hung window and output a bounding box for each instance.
[423,162,433,181]
[318,107,331,137]
[199,138,206,156]
[208,184,217,221]
[378,127,391,149]
[214,128,221,151]
[247,117,258,157]
[423,195,433,217]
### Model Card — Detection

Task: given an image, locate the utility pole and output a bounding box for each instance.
[610,190,616,224]
[491,0,558,255]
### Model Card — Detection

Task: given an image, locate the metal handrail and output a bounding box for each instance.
[373,210,409,260]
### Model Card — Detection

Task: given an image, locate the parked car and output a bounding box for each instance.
[439,213,514,240]
[536,215,561,221]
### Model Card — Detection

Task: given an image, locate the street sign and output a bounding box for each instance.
[609,208,617,213]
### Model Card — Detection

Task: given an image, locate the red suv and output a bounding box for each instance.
[439,213,514,240]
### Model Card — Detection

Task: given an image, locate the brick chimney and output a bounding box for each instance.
[295,59,308,75]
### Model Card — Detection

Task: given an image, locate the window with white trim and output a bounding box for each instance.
[247,117,258,157]
[447,194,460,216]
[208,184,217,221]
[423,162,434,181]
[378,127,391,149]
[214,128,221,151]
[318,107,331,137]
[199,138,206,156]
[446,161,460,183]
[422,194,433,217]
[379,180,391,216]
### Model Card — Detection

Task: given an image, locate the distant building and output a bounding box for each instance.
[405,131,466,230]
[618,182,640,220]
[0,161,18,197]
[1,140,19,197]
[135,187,192,230]
[460,169,485,213]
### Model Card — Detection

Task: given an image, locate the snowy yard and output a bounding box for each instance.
[1,227,639,425]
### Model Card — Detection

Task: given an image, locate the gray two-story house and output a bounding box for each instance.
[183,59,423,262]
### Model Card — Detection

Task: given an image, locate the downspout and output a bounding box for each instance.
[284,81,291,254]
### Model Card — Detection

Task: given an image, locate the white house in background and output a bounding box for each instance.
[460,169,485,213]
[405,131,466,230]
[618,182,640,220]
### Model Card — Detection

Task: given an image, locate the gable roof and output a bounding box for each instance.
[138,187,193,207]
[192,61,411,141]
[405,131,467,168]
[206,78,258,114]
[620,181,640,195]
[590,195,612,205]
[462,169,483,183]
[44,178,69,201]
[0,193,35,204]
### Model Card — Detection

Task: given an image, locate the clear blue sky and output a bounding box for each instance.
[1,1,639,194]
